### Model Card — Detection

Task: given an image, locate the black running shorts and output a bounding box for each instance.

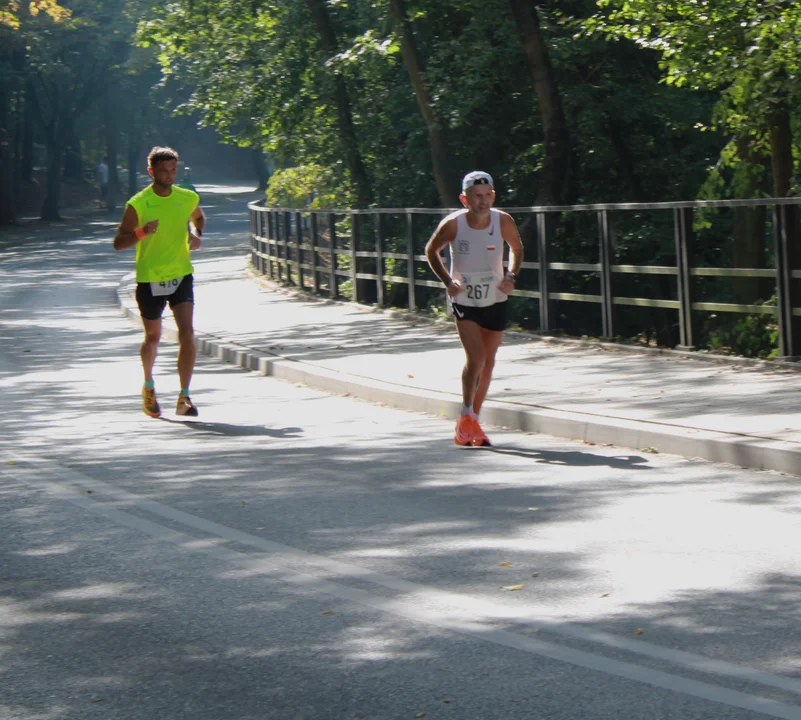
[136,274,194,321]
[451,300,508,332]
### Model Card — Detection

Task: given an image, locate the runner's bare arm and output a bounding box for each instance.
[498,212,524,294]
[113,205,158,251]
[501,213,523,275]
[425,218,461,296]
[187,204,205,250]
[190,204,205,235]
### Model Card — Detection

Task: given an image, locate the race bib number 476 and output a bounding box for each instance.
[150,277,182,296]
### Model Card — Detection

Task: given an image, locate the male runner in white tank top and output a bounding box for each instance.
[425,171,524,446]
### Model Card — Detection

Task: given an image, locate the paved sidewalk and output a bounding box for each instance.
[118,254,801,477]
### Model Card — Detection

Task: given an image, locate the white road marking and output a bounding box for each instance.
[5,453,801,719]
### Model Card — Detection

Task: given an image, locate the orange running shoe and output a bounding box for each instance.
[454,414,475,446]
[471,418,491,447]
[175,393,199,417]
[142,386,161,418]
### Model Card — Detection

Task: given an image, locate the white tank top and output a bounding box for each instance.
[447,208,507,307]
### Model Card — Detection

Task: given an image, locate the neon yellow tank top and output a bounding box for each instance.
[127,185,199,283]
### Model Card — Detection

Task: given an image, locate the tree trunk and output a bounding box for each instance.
[20,80,34,184]
[41,138,62,221]
[507,0,571,207]
[104,101,119,212]
[251,146,270,191]
[0,126,16,225]
[768,100,792,198]
[388,0,457,208]
[305,0,373,209]
[62,117,83,182]
[732,136,770,305]
[127,110,142,199]
[605,116,644,202]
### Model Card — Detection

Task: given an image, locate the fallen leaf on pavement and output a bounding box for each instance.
[414,713,427,718]
[641,446,659,454]
[531,572,539,577]
[322,610,334,615]
[501,584,524,591]
[407,374,414,378]
[599,593,610,598]
[6,461,16,465]
[632,628,644,635]
[498,562,512,567]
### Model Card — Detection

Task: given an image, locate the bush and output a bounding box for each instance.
[706,301,779,358]
[265,165,353,209]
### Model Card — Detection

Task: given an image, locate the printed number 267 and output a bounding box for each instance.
[466,284,489,300]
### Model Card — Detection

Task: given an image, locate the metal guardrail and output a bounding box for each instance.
[248,198,801,357]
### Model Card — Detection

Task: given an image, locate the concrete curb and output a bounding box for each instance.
[117,273,801,477]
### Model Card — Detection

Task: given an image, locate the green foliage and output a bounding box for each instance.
[705,304,780,359]
[1,0,70,29]
[584,1,801,139]
[266,164,353,209]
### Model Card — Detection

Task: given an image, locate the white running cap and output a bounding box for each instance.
[462,171,494,191]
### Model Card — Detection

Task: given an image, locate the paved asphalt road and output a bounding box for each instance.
[3,188,801,720]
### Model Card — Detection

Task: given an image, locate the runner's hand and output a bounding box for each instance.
[498,274,515,295]
[188,233,201,251]
[446,279,462,298]
[142,220,159,236]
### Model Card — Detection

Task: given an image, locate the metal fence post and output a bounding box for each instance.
[375,211,384,306]
[406,211,416,311]
[774,203,801,358]
[537,212,556,331]
[328,213,338,299]
[674,207,696,350]
[282,211,291,283]
[294,210,304,290]
[268,211,275,279]
[350,214,360,303]
[598,209,614,338]
[310,212,320,294]
[252,210,259,275]
[260,210,267,276]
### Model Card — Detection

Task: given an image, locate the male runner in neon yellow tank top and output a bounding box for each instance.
[113,146,206,418]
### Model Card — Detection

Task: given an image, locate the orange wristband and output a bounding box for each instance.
[135,227,146,240]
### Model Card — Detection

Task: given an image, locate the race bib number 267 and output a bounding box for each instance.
[461,272,497,306]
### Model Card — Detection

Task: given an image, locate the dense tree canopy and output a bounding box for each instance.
[2,0,797,220]
[586,0,801,196]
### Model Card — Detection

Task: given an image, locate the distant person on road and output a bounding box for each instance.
[178,166,197,193]
[113,146,205,418]
[425,171,523,447]
[97,157,109,208]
